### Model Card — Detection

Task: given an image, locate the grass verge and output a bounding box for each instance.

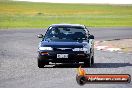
[0,1,132,28]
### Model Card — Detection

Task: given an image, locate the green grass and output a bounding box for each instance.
[0,0,132,28]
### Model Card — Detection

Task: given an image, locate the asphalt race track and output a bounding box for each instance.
[0,27,132,88]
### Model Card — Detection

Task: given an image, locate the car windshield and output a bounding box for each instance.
[44,26,87,42]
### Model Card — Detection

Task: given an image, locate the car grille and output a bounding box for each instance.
[53,48,73,51]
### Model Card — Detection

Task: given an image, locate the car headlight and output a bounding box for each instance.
[73,47,88,51]
[73,48,83,51]
[39,47,53,50]
[73,44,90,54]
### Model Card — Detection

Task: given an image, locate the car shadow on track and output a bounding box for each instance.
[93,63,132,68]
[43,63,132,68]
[44,63,84,68]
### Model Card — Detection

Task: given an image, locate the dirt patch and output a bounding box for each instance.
[95,39,132,53]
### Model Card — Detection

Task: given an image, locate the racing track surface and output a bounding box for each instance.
[0,27,132,88]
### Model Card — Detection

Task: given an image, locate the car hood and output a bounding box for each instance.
[40,41,88,48]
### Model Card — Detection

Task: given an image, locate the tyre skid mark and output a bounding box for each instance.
[94,41,122,52]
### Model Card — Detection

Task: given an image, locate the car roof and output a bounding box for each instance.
[50,24,86,28]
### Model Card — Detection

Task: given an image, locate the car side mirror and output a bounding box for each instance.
[89,35,94,39]
[37,34,43,38]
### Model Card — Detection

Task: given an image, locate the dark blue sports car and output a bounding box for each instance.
[37,24,94,68]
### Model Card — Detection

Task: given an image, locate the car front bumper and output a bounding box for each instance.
[38,50,90,63]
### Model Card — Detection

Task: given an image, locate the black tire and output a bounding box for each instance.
[84,58,91,67]
[37,54,49,68]
[84,48,94,67]
[38,59,45,68]
[91,56,94,65]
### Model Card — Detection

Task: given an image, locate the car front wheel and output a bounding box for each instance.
[37,55,49,68]
[91,56,94,65]
[38,59,45,68]
[84,58,91,67]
